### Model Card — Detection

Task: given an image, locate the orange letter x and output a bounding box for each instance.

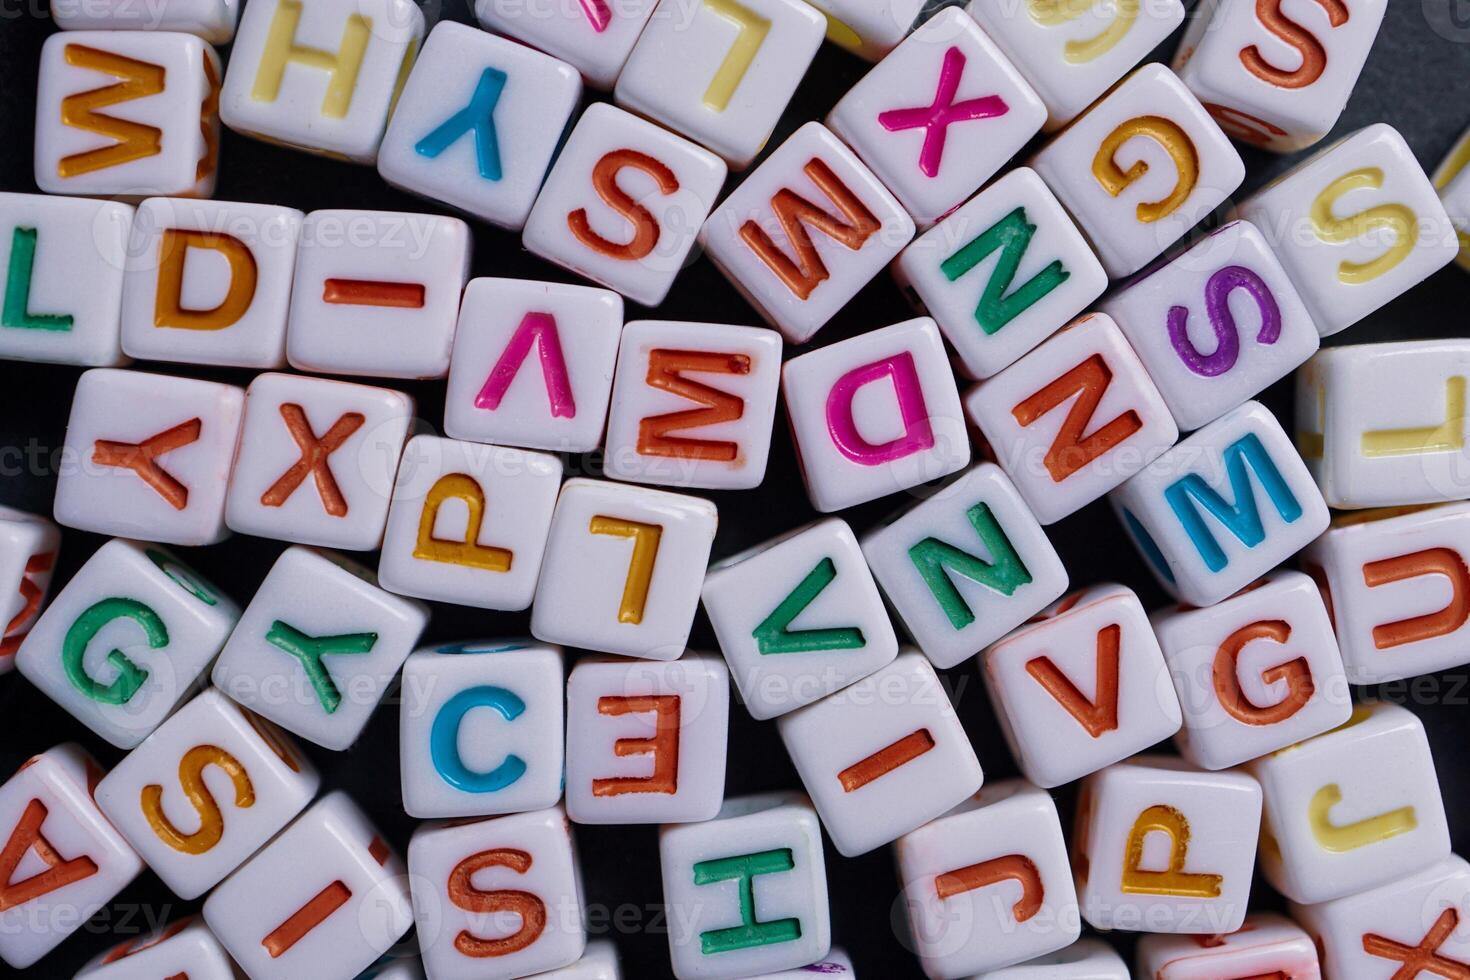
[1363,909,1470,979]
[260,404,365,517]
[93,418,201,511]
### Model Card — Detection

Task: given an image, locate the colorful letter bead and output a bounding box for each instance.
[0,193,132,366]
[475,0,657,90]
[827,8,1046,226]
[659,792,830,979]
[379,23,581,231]
[399,640,565,818]
[219,0,424,163]
[51,0,239,42]
[617,0,823,170]
[1436,127,1470,271]
[1296,340,1470,508]
[783,317,969,512]
[523,103,728,307]
[973,938,1128,979]
[286,209,471,380]
[445,278,624,454]
[699,123,914,344]
[1249,702,1450,904]
[1101,220,1320,431]
[120,198,303,369]
[0,745,143,968]
[861,463,1068,670]
[804,0,919,60]
[1153,570,1350,771]
[984,585,1183,789]
[966,0,1185,131]
[75,916,239,980]
[532,479,717,660]
[1291,856,1470,979]
[1174,0,1387,153]
[225,372,415,551]
[16,538,239,748]
[565,653,730,824]
[203,791,413,980]
[54,368,244,546]
[702,517,898,719]
[211,546,429,750]
[409,806,586,979]
[35,31,221,198]
[379,436,561,611]
[778,650,983,857]
[1072,757,1261,934]
[93,688,319,899]
[0,507,61,675]
[1235,124,1457,337]
[894,167,1107,380]
[967,313,1177,525]
[895,780,1080,978]
[1111,401,1328,606]
[604,320,783,490]
[1136,913,1320,979]
[1303,502,1470,684]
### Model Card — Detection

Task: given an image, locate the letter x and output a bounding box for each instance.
[1363,909,1470,979]
[260,403,364,517]
[93,418,202,511]
[877,46,1008,179]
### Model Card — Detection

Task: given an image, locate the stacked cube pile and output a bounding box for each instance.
[4,0,1470,976]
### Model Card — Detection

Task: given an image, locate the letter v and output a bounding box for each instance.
[752,557,866,654]
[475,312,576,418]
[1024,623,1120,737]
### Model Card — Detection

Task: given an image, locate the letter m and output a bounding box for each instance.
[909,502,1032,630]
[940,207,1069,337]
[1164,432,1303,574]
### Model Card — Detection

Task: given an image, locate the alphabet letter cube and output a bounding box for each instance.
[1136,913,1320,979]
[35,31,221,198]
[1111,401,1328,606]
[895,780,1080,978]
[16,538,239,748]
[827,8,1046,226]
[409,806,586,980]
[802,0,917,60]
[700,123,914,344]
[225,372,415,551]
[212,546,429,750]
[1235,124,1457,336]
[0,193,132,367]
[220,0,424,162]
[974,939,1128,979]
[604,320,783,490]
[862,463,1068,670]
[1072,757,1260,934]
[1031,65,1244,278]
[532,479,717,660]
[1101,220,1320,431]
[0,745,143,968]
[399,640,565,819]
[445,278,624,454]
[51,0,239,42]
[659,792,830,980]
[966,313,1177,524]
[984,585,1183,789]
[894,167,1107,380]
[475,0,657,89]
[204,792,413,980]
[783,317,969,512]
[1153,570,1350,771]
[93,688,319,899]
[1436,128,1470,271]
[379,435,561,610]
[523,103,728,307]
[702,517,898,719]
[76,917,239,980]
[616,0,824,169]
[778,651,983,856]
[0,507,61,674]
[54,368,245,546]
[565,653,729,824]
[379,23,582,231]
[1248,702,1451,904]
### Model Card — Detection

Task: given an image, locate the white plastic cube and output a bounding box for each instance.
[93,688,320,899]
[1135,913,1321,979]
[983,585,1183,789]
[16,538,239,748]
[777,650,983,857]
[532,479,717,660]
[565,653,730,824]
[0,507,62,672]
[51,0,239,42]
[1436,127,1470,272]
[75,916,239,980]
[1111,401,1329,606]
[538,940,621,978]
[475,0,657,89]
[973,939,1128,979]
[804,0,919,60]
[211,546,428,750]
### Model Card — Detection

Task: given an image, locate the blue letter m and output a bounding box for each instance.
[1164,433,1302,573]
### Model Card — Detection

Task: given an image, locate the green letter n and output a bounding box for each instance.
[940,207,1068,337]
[752,557,866,655]
[909,502,1032,630]
[693,848,802,955]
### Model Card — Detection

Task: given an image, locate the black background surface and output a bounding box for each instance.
[3,1,1470,977]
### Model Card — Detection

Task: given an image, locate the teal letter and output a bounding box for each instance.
[4,228,74,331]
[1164,433,1303,573]
[430,685,527,793]
[415,67,507,181]
[693,848,802,954]
[752,558,866,655]
[940,207,1068,336]
[264,621,378,714]
[62,598,164,704]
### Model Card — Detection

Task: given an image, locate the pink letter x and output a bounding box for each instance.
[877,46,1008,179]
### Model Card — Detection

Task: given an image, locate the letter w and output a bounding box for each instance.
[58,45,165,178]
[1164,432,1303,573]
[739,159,880,300]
